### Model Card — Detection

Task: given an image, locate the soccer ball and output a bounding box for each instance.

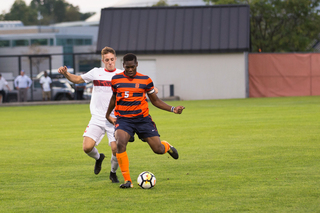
[137,171,156,189]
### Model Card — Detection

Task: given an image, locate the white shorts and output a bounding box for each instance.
[82,117,116,146]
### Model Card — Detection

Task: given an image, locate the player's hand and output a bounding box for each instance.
[173,106,185,114]
[58,66,68,75]
[106,115,117,125]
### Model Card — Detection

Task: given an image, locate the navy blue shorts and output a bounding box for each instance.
[115,115,160,140]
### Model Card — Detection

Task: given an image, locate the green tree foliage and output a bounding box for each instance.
[203,0,320,52]
[2,0,95,25]
[153,0,169,6]
[152,0,179,7]
[80,12,95,21]
[4,0,38,25]
[30,0,82,24]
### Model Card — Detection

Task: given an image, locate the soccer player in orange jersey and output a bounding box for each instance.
[106,53,185,188]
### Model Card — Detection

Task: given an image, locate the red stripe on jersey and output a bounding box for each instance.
[93,80,112,86]
[105,68,117,73]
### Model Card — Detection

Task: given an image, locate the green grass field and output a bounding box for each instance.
[1,96,320,212]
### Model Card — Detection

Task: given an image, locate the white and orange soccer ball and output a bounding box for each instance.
[137,171,156,189]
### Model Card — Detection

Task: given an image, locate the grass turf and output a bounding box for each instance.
[0,96,320,212]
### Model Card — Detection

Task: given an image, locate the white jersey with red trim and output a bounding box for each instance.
[81,68,123,124]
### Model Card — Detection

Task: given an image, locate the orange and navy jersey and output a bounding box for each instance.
[111,71,154,118]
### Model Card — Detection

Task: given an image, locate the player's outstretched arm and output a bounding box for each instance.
[148,92,185,114]
[58,66,85,84]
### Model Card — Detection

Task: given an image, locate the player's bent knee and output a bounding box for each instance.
[151,145,165,155]
[82,137,95,153]
[83,142,94,153]
[83,145,93,153]
[152,150,163,155]
[117,143,127,152]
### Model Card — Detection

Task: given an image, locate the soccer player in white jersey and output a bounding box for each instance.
[58,46,122,183]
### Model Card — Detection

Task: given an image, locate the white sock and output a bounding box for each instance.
[110,154,118,173]
[87,147,100,160]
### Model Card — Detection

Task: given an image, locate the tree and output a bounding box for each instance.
[30,0,82,24]
[3,0,95,25]
[152,0,179,7]
[64,4,81,22]
[153,0,170,6]
[4,0,38,25]
[203,0,320,52]
[80,12,95,20]
[52,0,67,23]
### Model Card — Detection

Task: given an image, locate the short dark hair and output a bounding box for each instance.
[123,53,137,63]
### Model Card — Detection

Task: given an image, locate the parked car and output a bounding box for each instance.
[28,78,75,101]
[83,82,92,100]
[36,68,74,79]
[3,90,18,102]
[6,79,75,102]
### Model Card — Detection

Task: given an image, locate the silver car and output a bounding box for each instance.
[6,79,75,102]
[27,79,75,101]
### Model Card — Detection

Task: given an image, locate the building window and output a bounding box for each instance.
[56,39,64,46]
[84,39,92,45]
[31,39,48,45]
[0,40,10,47]
[13,39,29,47]
[50,38,54,46]
[57,38,92,46]
[63,46,73,68]
[74,39,83,45]
[66,39,73,45]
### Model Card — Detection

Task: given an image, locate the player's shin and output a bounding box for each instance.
[116,151,132,182]
[86,147,100,160]
[161,141,170,154]
[111,154,118,173]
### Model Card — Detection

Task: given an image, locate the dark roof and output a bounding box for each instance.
[97,5,250,54]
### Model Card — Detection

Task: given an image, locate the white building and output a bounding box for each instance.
[97,5,250,100]
[0,18,100,82]
[0,3,250,101]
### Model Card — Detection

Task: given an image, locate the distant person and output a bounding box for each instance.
[39,71,52,101]
[75,82,86,100]
[0,73,11,103]
[14,70,32,102]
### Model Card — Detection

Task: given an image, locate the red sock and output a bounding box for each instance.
[116,151,132,182]
[161,141,170,153]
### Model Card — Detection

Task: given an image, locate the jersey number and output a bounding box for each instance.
[124,91,130,98]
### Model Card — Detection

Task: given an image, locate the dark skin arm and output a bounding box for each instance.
[106,93,117,125]
[148,91,185,114]
[106,90,185,123]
